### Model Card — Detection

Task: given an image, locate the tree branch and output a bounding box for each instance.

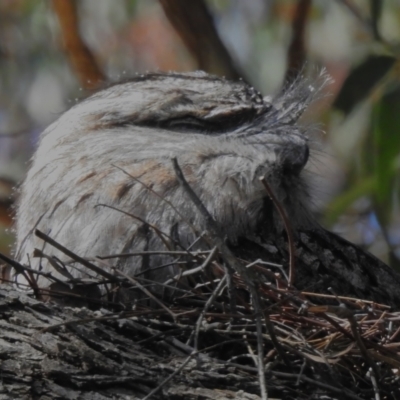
[52,0,106,89]
[159,0,244,81]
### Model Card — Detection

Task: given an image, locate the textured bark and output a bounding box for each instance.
[0,285,265,400]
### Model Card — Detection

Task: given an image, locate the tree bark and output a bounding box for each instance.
[0,285,266,400]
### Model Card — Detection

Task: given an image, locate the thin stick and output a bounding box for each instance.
[0,252,37,293]
[114,268,177,321]
[141,352,192,400]
[194,275,227,351]
[300,291,390,309]
[33,249,74,280]
[264,311,291,368]
[348,315,380,380]
[35,229,117,281]
[367,367,381,400]
[260,176,296,287]
[112,164,202,238]
[98,250,211,259]
[95,203,173,250]
[172,157,268,400]
[164,246,218,285]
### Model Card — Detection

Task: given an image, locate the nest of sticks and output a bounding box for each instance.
[1,160,400,399]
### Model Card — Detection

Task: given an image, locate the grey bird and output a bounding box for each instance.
[14,71,400,307]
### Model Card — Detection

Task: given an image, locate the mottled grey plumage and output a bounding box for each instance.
[15,71,321,287]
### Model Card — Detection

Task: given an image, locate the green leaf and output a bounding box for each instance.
[324,177,375,226]
[371,85,400,225]
[333,55,396,115]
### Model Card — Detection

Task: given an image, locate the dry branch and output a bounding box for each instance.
[159,0,244,80]
[52,0,106,89]
[285,0,312,81]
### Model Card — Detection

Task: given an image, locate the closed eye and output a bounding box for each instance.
[164,116,209,132]
[128,108,263,134]
[160,107,269,134]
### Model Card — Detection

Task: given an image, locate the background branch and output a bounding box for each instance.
[285,0,312,82]
[52,0,106,89]
[159,0,244,81]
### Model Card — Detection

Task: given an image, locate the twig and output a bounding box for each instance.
[164,246,218,285]
[98,250,212,260]
[171,157,268,400]
[7,251,73,286]
[0,252,36,292]
[259,177,296,287]
[95,203,173,250]
[348,315,380,380]
[133,260,188,279]
[34,229,117,281]
[264,311,291,368]
[41,310,140,333]
[270,370,364,400]
[296,358,307,385]
[114,268,177,321]
[301,291,390,309]
[193,274,227,350]
[308,310,356,341]
[389,325,400,342]
[367,367,381,400]
[141,352,194,400]
[33,249,75,280]
[112,164,202,239]
[246,258,289,283]
[123,275,194,296]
